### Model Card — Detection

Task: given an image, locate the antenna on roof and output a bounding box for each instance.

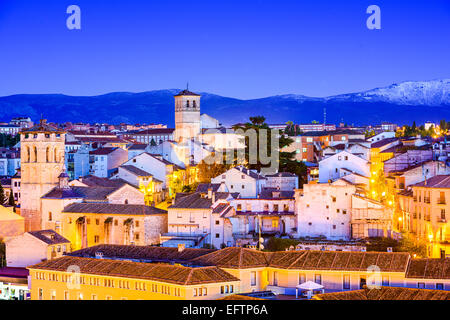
[186,82,189,91]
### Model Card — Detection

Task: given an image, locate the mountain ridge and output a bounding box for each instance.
[1,79,449,126]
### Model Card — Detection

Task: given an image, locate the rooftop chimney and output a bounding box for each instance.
[178,243,185,253]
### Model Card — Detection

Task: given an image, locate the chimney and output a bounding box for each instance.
[207,188,212,199]
[178,243,185,253]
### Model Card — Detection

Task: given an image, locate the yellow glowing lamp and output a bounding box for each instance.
[428,234,433,241]
[381,192,386,196]
[398,217,402,221]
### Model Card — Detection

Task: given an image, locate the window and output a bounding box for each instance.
[94,235,99,243]
[284,204,289,212]
[251,271,256,286]
[96,219,99,225]
[272,220,279,228]
[273,271,278,286]
[382,276,389,286]
[314,274,322,285]
[38,288,43,300]
[64,291,69,300]
[418,282,425,289]
[135,221,139,227]
[87,218,90,224]
[274,204,279,212]
[135,233,140,240]
[343,275,350,290]
[299,273,306,285]
[48,212,52,221]
[436,283,444,290]
[215,233,220,238]
[237,204,242,211]
[215,220,220,225]
[92,294,98,300]
[342,209,347,214]
[114,219,118,226]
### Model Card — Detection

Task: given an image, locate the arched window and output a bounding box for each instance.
[33,146,37,162]
[46,147,50,162]
[26,146,30,162]
[54,148,58,162]
[186,100,190,108]
[193,100,196,108]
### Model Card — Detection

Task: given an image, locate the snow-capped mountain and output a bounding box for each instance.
[328,79,450,106]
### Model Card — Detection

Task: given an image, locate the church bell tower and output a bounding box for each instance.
[20,119,66,231]
[174,89,201,143]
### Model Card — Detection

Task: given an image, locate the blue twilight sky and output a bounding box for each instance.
[0,0,449,99]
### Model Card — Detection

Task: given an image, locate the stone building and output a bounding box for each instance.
[20,120,66,231]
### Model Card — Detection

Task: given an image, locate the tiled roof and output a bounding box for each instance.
[233,166,266,180]
[62,203,167,215]
[413,175,450,188]
[120,165,152,177]
[371,137,399,149]
[170,192,212,209]
[0,267,29,279]
[196,183,222,193]
[128,144,147,150]
[212,203,230,214]
[267,251,410,272]
[265,172,297,178]
[77,176,128,188]
[259,188,295,199]
[41,187,84,199]
[406,258,450,279]
[190,247,270,269]
[314,287,450,300]
[20,120,64,133]
[89,147,118,155]
[128,128,174,135]
[68,244,214,263]
[28,230,70,245]
[28,256,239,285]
[174,89,200,97]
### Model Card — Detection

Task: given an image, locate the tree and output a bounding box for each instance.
[8,191,15,211]
[0,184,5,205]
[197,155,231,183]
[233,116,307,186]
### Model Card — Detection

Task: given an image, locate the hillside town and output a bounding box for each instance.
[0,89,448,300]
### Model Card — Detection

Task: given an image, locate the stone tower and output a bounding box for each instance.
[174,89,201,143]
[20,119,66,231]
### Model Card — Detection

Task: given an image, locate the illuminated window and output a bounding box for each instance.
[343,275,350,290]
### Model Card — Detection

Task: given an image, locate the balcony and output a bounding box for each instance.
[437,199,446,205]
[437,218,447,224]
